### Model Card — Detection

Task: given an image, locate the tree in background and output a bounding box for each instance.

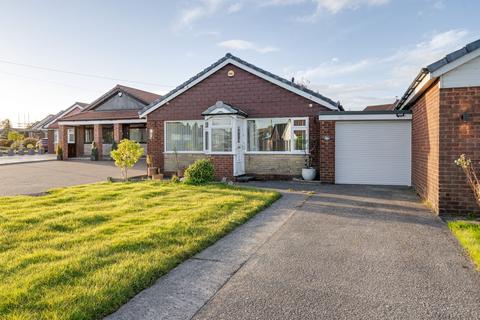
[0,119,12,138]
[110,139,144,181]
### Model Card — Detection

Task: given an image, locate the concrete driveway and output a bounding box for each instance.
[0,159,146,196]
[108,182,480,320]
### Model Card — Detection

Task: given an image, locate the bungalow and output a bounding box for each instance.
[139,53,343,180]
[56,85,160,159]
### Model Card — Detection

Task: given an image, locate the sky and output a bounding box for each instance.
[0,0,479,126]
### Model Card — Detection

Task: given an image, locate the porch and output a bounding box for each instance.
[58,121,148,160]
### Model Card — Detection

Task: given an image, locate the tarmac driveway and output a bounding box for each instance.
[193,183,480,320]
[108,182,480,320]
[0,160,146,196]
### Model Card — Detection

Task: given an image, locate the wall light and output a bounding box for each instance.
[461,112,470,122]
[322,135,331,141]
[149,128,154,140]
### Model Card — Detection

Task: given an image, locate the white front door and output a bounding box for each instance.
[234,119,245,176]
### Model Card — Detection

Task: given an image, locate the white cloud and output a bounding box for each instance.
[287,29,471,110]
[218,39,279,53]
[315,0,390,13]
[175,0,224,30]
[227,2,243,13]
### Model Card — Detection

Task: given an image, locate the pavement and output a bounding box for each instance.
[105,182,480,320]
[0,159,146,196]
[0,153,56,165]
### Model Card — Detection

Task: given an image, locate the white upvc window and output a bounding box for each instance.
[246,117,308,154]
[67,128,75,144]
[203,116,235,154]
[164,120,204,153]
[53,129,59,144]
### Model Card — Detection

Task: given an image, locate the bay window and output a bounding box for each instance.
[165,121,203,152]
[247,117,308,153]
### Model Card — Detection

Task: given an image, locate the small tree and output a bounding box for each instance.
[0,119,12,138]
[455,154,480,209]
[7,131,24,144]
[110,139,144,181]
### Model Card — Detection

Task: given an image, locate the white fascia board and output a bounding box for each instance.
[140,58,337,117]
[58,119,146,126]
[319,114,412,121]
[401,73,434,108]
[432,49,480,78]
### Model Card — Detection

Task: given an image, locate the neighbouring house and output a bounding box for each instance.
[395,38,480,215]
[42,102,87,154]
[29,114,56,139]
[363,101,397,111]
[139,53,343,180]
[57,85,161,159]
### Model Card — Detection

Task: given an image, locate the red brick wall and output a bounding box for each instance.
[114,123,123,143]
[76,126,84,157]
[147,120,164,171]
[94,124,103,159]
[146,63,331,178]
[438,86,480,214]
[319,120,335,183]
[210,155,234,180]
[47,130,55,154]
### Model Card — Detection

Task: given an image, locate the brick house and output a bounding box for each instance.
[395,39,480,215]
[139,53,342,180]
[55,85,160,160]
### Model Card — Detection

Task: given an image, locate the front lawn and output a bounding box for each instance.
[449,221,480,269]
[0,181,279,319]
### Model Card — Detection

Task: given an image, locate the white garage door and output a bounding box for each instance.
[335,121,411,186]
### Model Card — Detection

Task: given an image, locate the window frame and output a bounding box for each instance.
[53,129,59,144]
[203,116,236,155]
[164,120,205,153]
[84,126,94,144]
[67,128,75,144]
[245,117,309,155]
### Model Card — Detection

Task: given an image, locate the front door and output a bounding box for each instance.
[234,119,245,176]
[67,128,76,158]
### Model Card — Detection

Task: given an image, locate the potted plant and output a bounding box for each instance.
[7,148,14,156]
[17,145,25,155]
[301,137,317,181]
[90,141,99,161]
[56,144,63,160]
[27,144,35,155]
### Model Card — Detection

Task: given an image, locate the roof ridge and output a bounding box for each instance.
[426,38,480,72]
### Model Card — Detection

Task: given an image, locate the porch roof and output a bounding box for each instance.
[202,101,248,117]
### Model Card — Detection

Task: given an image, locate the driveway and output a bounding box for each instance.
[0,159,146,196]
[108,182,480,320]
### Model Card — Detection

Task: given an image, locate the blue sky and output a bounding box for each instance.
[0,0,479,125]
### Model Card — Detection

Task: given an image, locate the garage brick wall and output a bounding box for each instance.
[438,86,480,214]
[411,81,441,213]
[146,63,331,178]
[319,120,335,183]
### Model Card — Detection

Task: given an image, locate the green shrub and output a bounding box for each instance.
[7,131,24,142]
[23,137,38,147]
[184,158,215,185]
[26,144,34,149]
[171,175,180,183]
[0,139,12,148]
[10,141,23,150]
[110,139,144,181]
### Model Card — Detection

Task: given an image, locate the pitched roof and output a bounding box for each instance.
[44,102,87,129]
[363,102,396,111]
[30,114,56,130]
[396,38,480,110]
[140,53,341,117]
[84,84,161,112]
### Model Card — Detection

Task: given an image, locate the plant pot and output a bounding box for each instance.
[28,149,35,155]
[147,167,158,177]
[302,168,316,181]
[8,150,14,156]
[18,149,24,155]
[57,155,63,160]
[152,173,164,180]
[177,169,184,178]
[39,148,44,155]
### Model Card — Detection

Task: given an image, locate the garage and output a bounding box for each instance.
[319,112,412,186]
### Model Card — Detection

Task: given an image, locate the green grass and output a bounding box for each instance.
[0,181,280,320]
[448,221,480,269]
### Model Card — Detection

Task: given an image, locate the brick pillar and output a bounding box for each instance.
[47,130,55,154]
[94,124,103,160]
[319,120,335,183]
[147,120,164,172]
[210,155,234,180]
[114,123,123,143]
[76,126,84,157]
[58,125,68,160]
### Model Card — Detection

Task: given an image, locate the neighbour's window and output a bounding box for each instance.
[129,125,147,143]
[165,121,203,152]
[53,129,59,144]
[84,126,93,144]
[67,128,75,144]
[247,118,308,153]
[102,125,114,144]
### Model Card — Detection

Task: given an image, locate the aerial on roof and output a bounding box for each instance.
[140,53,342,117]
[396,38,480,110]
